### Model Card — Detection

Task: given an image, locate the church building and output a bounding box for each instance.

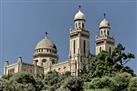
[3,7,115,76]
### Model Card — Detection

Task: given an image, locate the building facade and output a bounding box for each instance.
[3,8,115,76]
[96,14,115,55]
[4,57,44,75]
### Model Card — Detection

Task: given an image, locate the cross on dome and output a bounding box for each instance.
[45,32,48,36]
[45,32,48,38]
[104,13,106,18]
[78,5,82,10]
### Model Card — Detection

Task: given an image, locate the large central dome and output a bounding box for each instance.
[33,35,58,59]
[35,36,56,50]
[33,35,58,68]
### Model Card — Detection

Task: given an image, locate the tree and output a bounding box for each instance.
[2,73,13,80]
[12,82,36,91]
[9,72,37,91]
[114,72,132,91]
[61,77,84,91]
[112,44,135,66]
[82,44,135,81]
[10,72,36,85]
[0,43,136,91]
[42,71,84,91]
[42,71,63,91]
[128,77,137,91]
[88,76,117,91]
[0,78,10,91]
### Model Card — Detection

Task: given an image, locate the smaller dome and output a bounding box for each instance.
[99,18,110,28]
[35,36,56,50]
[74,10,85,20]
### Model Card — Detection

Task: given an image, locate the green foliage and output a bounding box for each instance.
[42,71,84,91]
[10,72,35,84]
[56,87,70,91]
[0,78,10,91]
[0,44,136,91]
[1,74,13,80]
[82,44,135,81]
[128,77,137,91]
[85,88,111,91]
[35,77,44,91]
[88,76,117,91]
[112,44,135,65]
[61,77,84,91]
[12,82,36,91]
[3,72,38,91]
[63,71,71,76]
[42,71,63,90]
[114,72,132,91]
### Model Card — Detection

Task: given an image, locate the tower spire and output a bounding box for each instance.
[78,5,82,10]
[104,13,106,18]
[45,32,48,38]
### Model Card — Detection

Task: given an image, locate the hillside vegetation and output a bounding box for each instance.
[0,44,136,91]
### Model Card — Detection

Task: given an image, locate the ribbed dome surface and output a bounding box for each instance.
[35,36,56,50]
[99,18,110,28]
[74,10,85,20]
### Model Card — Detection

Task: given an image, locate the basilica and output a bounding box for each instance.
[4,8,115,76]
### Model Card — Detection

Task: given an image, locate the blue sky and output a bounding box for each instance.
[0,0,137,74]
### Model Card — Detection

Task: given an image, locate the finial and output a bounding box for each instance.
[5,59,9,66]
[45,32,48,38]
[19,56,22,59]
[78,5,82,10]
[104,13,106,18]
[45,32,48,36]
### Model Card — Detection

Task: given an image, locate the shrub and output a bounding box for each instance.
[61,77,84,91]
[88,76,117,91]
[128,77,137,91]
[10,72,35,84]
[114,72,132,91]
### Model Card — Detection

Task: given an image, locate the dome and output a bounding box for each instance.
[35,36,57,50]
[99,18,110,28]
[74,10,85,20]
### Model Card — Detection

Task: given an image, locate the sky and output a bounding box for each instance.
[0,0,137,75]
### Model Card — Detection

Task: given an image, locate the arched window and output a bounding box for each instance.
[35,60,38,63]
[37,50,39,53]
[82,23,84,28]
[104,30,106,36]
[42,59,47,63]
[63,66,66,69]
[79,22,81,28]
[75,23,77,28]
[52,60,55,64]
[101,30,103,35]
[107,31,109,35]
[83,40,86,55]
[41,49,43,52]
[58,68,61,71]
[73,40,76,54]
[100,47,102,52]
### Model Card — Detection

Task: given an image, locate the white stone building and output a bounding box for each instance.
[3,8,115,76]
[96,13,115,55]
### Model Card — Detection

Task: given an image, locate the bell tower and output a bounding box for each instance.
[96,13,115,55]
[69,7,90,76]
